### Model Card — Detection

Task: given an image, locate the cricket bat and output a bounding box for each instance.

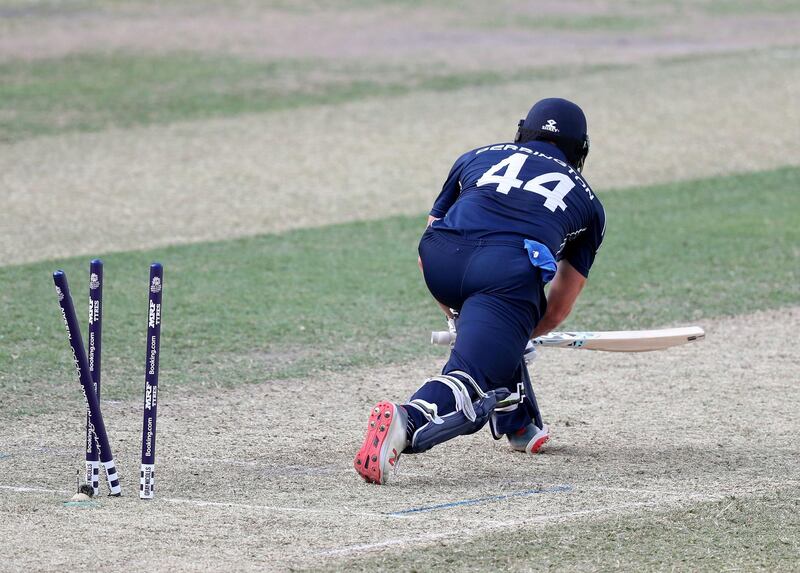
[431,326,705,352]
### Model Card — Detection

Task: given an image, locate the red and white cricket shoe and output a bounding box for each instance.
[507,423,550,454]
[353,401,408,485]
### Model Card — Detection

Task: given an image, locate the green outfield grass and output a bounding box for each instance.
[0,166,797,413]
[483,13,650,31]
[585,167,800,324]
[0,46,778,143]
[0,52,617,142]
[0,53,390,142]
[697,0,800,14]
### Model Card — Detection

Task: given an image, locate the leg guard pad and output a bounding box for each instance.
[404,370,516,453]
[407,390,499,453]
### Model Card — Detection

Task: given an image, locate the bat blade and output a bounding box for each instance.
[532,326,705,352]
[431,326,705,352]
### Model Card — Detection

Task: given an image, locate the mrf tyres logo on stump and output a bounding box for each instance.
[140,264,163,500]
[85,259,104,496]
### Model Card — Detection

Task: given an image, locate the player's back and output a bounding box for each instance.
[431,140,603,260]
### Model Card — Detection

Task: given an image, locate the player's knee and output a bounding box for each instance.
[407,372,473,418]
[404,371,497,453]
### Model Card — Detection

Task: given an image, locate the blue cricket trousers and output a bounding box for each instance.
[411,227,547,434]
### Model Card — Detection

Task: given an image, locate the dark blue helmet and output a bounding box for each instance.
[514,98,590,171]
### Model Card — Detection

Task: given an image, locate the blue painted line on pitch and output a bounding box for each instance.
[387,484,573,516]
[0,453,12,461]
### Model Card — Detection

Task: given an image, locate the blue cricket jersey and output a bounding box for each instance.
[430,140,606,277]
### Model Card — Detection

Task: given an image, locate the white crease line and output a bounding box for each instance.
[0,485,406,520]
[178,457,269,467]
[580,485,709,497]
[178,457,348,474]
[318,495,729,558]
[0,485,69,495]
[177,457,429,478]
[163,497,411,520]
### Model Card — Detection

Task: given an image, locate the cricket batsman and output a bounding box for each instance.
[354,98,605,484]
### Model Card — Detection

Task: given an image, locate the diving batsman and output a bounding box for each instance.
[354,98,606,484]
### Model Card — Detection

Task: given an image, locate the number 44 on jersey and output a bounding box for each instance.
[476,152,579,213]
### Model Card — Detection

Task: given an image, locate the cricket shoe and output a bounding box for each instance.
[354,401,408,485]
[507,423,550,454]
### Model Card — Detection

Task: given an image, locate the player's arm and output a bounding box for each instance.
[421,156,463,258]
[418,153,469,318]
[531,260,585,338]
[418,215,439,272]
[532,200,605,338]
[419,212,453,318]
[428,152,469,220]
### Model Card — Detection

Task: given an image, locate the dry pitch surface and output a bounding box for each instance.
[1,308,798,571]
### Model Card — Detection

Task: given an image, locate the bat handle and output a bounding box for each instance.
[523,340,537,365]
[431,331,455,346]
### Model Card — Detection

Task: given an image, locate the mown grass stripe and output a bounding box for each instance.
[0,49,783,143]
[0,166,797,411]
[335,486,800,572]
